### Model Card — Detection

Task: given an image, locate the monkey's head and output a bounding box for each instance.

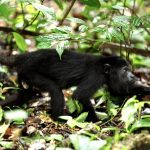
[104,57,150,95]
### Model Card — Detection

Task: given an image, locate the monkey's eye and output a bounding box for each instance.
[123,66,129,72]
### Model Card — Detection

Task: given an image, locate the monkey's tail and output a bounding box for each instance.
[0,55,16,67]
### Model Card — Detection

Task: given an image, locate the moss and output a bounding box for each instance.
[112,133,150,150]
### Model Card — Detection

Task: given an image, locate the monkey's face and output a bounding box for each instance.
[108,65,140,95]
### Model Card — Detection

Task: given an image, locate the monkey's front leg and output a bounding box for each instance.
[72,75,101,122]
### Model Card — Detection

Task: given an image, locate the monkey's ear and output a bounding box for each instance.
[104,64,111,74]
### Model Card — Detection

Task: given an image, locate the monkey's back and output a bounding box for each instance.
[15,49,98,88]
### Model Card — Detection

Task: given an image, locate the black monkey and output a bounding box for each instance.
[0,49,149,122]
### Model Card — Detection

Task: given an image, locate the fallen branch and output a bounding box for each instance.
[0,26,41,36]
[101,42,150,57]
[1,27,150,57]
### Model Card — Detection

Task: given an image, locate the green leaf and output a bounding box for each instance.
[75,112,88,122]
[130,16,141,27]
[92,26,106,33]
[96,112,108,120]
[88,140,106,150]
[60,115,88,128]
[0,107,3,122]
[67,17,86,24]
[107,99,118,116]
[112,15,129,28]
[121,96,139,129]
[69,134,106,150]
[37,34,70,42]
[0,122,10,138]
[76,122,89,128]
[54,0,63,9]
[74,100,83,114]
[13,32,27,52]
[101,127,118,133]
[130,118,150,133]
[52,26,72,33]
[56,148,72,150]
[66,98,77,113]
[80,0,100,8]
[141,15,150,28]
[17,0,31,2]
[4,109,28,123]
[70,134,90,150]
[37,41,51,49]
[0,141,14,149]
[31,3,56,20]
[45,134,64,141]
[0,95,5,100]
[79,25,89,32]
[132,55,150,67]
[56,40,69,59]
[105,28,124,41]
[112,5,125,10]
[59,116,72,120]
[67,118,77,128]
[0,66,8,73]
[0,82,3,87]
[0,0,10,4]
[0,4,12,18]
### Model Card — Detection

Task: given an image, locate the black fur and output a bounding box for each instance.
[0,49,149,122]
